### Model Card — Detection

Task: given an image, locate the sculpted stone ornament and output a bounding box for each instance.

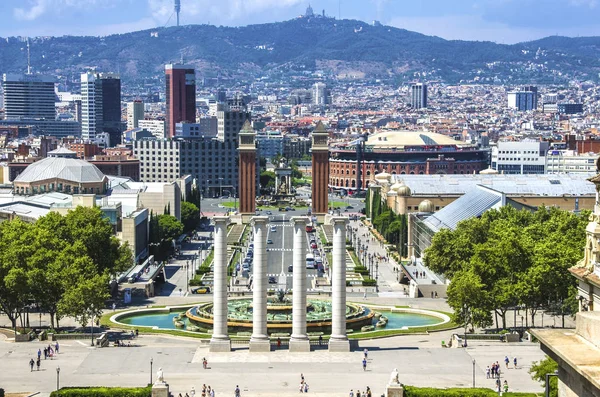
[389,368,400,385]
[156,367,165,384]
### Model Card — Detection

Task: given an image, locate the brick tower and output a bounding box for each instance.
[238,120,256,217]
[311,121,329,217]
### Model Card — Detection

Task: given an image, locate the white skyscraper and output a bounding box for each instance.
[81,72,98,141]
[312,82,331,106]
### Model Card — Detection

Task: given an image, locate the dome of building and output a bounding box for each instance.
[390,182,404,191]
[365,130,470,149]
[418,200,435,213]
[479,167,500,175]
[396,185,412,197]
[375,172,391,183]
[14,156,108,196]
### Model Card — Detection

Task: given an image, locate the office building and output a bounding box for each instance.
[81,72,122,143]
[2,73,56,120]
[312,82,331,106]
[411,83,427,109]
[522,85,538,109]
[507,91,536,111]
[175,117,217,138]
[558,103,584,114]
[0,119,80,138]
[165,64,196,138]
[134,102,250,195]
[127,100,144,130]
[491,140,549,174]
[546,150,598,174]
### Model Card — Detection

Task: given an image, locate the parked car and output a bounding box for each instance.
[191,286,211,294]
[311,242,318,249]
[268,276,277,284]
[270,226,277,232]
[267,239,273,244]
[266,211,272,215]
[305,225,314,233]
[288,265,293,272]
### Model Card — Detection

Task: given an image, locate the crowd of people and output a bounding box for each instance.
[29,342,60,371]
[485,356,519,393]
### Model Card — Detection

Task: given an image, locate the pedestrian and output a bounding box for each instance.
[486,366,490,379]
[55,341,59,354]
[301,373,305,383]
[235,385,240,397]
[36,357,40,371]
[363,291,367,300]
[37,349,41,360]
[190,387,195,397]
[363,348,368,359]
[202,357,207,369]
[503,380,509,393]
[185,394,189,397]
[513,356,518,368]
[209,388,215,397]
[356,390,361,397]
[43,347,48,360]
[277,337,281,348]
[29,358,34,372]
[504,356,509,369]
[349,390,354,397]
[362,357,367,371]
[178,394,182,397]
[304,383,309,393]
[318,335,323,346]
[202,384,206,397]
[495,379,501,392]
[366,386,371,397]
[299,383,304,393]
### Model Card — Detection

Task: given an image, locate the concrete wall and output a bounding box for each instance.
[138,181,181,221]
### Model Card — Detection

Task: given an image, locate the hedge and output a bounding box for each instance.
[50,386,152,397]
[403,386,540,397]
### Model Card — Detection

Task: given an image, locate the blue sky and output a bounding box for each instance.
[1,0,599,43]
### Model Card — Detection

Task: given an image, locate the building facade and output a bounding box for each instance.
[491,140,549,174]
[165,64,196,138]
[127,100,144,130]
[507,91,536,111]
[411,83,427,109]
[138,119,166,139]
[81,72,122,142]
[2,73,56,120]
[546,150,598,174]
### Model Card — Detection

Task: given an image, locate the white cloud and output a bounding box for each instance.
[13,0,121,21]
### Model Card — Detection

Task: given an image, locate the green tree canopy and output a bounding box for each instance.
[158,214,184,241]
[181,202,200,233]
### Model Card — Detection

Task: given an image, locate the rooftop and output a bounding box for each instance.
[365,130,473,148]
[14,156,106,184]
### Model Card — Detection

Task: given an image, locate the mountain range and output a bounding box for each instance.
[1,17,599,84]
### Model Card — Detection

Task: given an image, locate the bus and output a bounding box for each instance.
[305,253,315,269]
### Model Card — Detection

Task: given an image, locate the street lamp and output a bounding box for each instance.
[206,179,210,200]
[90,312,95,346]
[150,357,154,385]
[219,177,223,199]
[472,359,476,388]
[56,366,60,390]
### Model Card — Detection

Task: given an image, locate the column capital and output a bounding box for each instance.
[251,216,269,226]
[290,216,309,226]
[329,216,349,227]
[211,215,230,227]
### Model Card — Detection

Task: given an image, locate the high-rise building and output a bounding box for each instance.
[165,64,196,138]
[507,91,535,111]
[312,82,331,106]
[81,72,122,142]
[127,100,144,130]
[411,83,427,109]
[522,86,538,109]
[2,73,56,120]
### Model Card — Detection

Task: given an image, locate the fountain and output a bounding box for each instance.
[185,296,374,334]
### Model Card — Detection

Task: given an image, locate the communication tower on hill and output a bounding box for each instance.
[174,0,181,26]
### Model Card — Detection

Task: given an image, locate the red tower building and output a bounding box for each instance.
[311,121,330,216]
[238,120,256,216]
[165,64,196,138]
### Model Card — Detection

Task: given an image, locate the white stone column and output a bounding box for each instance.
[209,215,231,352]
[329,216,350,352]
[289,216,310,352]
[250,216,270,352]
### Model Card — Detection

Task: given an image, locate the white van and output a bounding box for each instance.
[305,253,315,269]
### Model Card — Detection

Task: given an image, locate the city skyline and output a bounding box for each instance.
[1,0,599,44]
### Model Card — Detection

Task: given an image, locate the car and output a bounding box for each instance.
[346,205,354,209]
[266,211,272,215]
[278,207,286,211]
[285,206,293,211]
[249,243,254,249]
[191,286,211,294]
[288,265,293,272]
[305,225,314,233]
[267,239,273,244]
[270,226,277,232]
[310,239,316,244]
[268,276,277,284]
[311,243,317,249]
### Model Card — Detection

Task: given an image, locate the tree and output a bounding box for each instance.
[447,270,493,333]
[529,356,558,397]
[260,171,276,193]
[181,202,200,233]
[158,215,184,242]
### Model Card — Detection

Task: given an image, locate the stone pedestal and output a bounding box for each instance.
[289,216,310,353]
[329,216,350,352]
[250,216,270,352]
[386,384,404,397]
[210,216,231,352]
[152,383,169,397]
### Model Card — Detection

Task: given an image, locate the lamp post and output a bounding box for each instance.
[219,178,223,199]
[90,312,94,346]
[150,357,153,385]
[56,366,60,391]
[206,179,210,200]
[375,261,379,291]
[472,359,476,388]
[545,370,558,397]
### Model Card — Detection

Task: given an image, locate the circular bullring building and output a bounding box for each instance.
[13,148,108,196]
[329,130,489,190]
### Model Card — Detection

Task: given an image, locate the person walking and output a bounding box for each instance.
[301,373,305,383]
[513,356,518,369]
[503,380,509,393]
[349,390,354,397]
[29,358,34,372]
[37,349,41,360]
[504,356,509,369]
[36,357,40,371]
[234,385,240,397]
[356,390,361,397]
[209,388,214,397]
[304,383,309,393]
[366,386,372,397]
[190,387,195,397]
[55,341,59,354]
[486,366,491,379]
[362,357,367,371]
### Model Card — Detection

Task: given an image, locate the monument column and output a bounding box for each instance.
[249,216,270,352]
[311,121,330,219]
[238,120,257,218]
[209,215,231,352]
[329,216,350,352]
[289,216,310,352]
